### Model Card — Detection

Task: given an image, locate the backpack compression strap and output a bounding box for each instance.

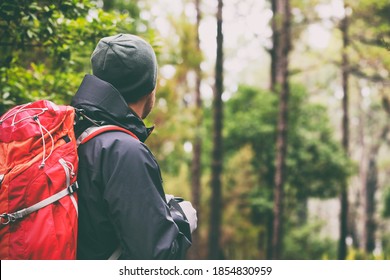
[0,183,78,225]
[0,158,78,226]
[76,125,139,146]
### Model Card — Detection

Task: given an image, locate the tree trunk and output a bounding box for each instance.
[188,0,203,260]
[338,5,349,260]
[363,156,377,253]
[271,0,291,260]
[362,124,389,253]
[266,213,274,259]
[270,0,277,90]
[208,0,224,260]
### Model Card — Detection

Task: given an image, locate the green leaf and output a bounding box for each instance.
[26,29,34,38]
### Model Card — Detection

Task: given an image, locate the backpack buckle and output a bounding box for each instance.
[0,213,16,225]
[67,182,79,194]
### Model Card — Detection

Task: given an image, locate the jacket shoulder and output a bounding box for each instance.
[82,130,155,162]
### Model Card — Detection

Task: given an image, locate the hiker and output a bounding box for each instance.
[71,34,197,259]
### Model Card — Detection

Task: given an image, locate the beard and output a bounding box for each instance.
[141,91,155,119]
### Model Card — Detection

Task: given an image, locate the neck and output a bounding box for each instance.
[128,103,143,119]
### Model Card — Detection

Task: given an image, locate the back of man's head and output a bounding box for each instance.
[91,34,158,103]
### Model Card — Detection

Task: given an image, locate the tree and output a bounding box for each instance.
[223,85,351,259]
[338,1,350,260]
[208,0,224,260]
[189,0,203,260]
[286,0,390,259]
[0,0,136,113]
[270,0,292,260]
[350,0,390,256]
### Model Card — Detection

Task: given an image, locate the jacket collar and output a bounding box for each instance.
[71,74,153,142]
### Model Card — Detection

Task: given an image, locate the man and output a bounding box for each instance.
[71,34,197,259]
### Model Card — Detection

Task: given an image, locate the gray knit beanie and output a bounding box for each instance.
[91,34,158,103]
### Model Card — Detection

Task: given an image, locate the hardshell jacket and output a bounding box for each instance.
[72,74,192,259]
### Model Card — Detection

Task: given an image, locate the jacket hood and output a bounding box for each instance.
[71,74,153,142]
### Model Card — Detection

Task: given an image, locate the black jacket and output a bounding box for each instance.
[71,74,191,259]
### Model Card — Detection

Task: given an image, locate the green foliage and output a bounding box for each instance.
[346,247,386,260]
[146,82,195,175]
[381,233,390,260]
[283,221,337,259]
[382,185,390,218]
[0,62,82,110]
[222,84,352,258]
[2,0,389,261]
[224,86,277,189]
[353,0,390,39]
[221,145,262,259]
[224,84,352,201]
[145,10,203,177]
[349,0,390,87]
[287,85,353,199]
[0,0,92,67]
[0,0,146,113]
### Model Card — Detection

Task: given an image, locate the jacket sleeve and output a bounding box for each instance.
[98,132,191,259]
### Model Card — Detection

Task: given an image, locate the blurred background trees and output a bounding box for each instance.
[1,0,389,259]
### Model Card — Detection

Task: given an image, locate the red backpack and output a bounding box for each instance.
[0,100,137,259]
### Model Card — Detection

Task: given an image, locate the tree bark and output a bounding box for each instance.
[208,0,224,260]
[362,124,389,253]
[363,156,377,253]
[271,0,291,260]
[270,0,277,90]
[188,0,203,260]
[338,5,349,260]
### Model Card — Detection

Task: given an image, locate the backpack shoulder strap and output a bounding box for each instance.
[76,125,139,146]
[76,125,136,260]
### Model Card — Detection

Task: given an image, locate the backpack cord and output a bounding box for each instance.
[76,109,103,127]
[0,105,54,169]
[33,115,54,169]
[0,106,47,125]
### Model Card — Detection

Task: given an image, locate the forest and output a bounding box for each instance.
[0,0,389,260]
